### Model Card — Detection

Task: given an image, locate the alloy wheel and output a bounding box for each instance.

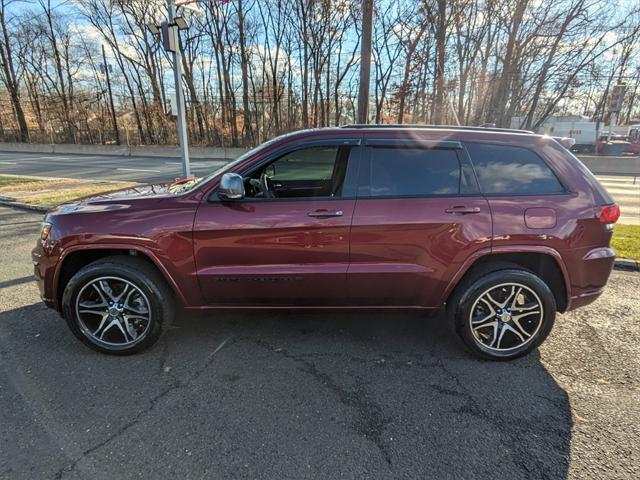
[75,276,152,348]
[469,282,543,353]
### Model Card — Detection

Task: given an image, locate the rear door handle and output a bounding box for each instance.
[445,206,481,214]
[307,209,344,218]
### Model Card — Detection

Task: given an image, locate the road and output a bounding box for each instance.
[596,175,639,224]
[1,205,638,479]
[0,151,228,183]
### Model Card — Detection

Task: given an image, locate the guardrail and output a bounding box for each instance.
[0,142,249,160]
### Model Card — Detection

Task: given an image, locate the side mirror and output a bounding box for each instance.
[217,172,245,201]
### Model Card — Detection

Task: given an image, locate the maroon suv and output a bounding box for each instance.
[32,126,620,359]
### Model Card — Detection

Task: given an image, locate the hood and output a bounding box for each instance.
[48,182,192,215]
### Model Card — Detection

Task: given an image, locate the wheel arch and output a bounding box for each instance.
[54,245,186,309]
[444,247,570,313]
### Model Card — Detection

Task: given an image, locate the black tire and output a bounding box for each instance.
[451,269,556,361]
[61,256,175,355]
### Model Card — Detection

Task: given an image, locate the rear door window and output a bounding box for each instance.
[465,143,565,195]
[366,147,461,197]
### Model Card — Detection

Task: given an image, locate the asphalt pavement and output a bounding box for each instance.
[1,205,638,479]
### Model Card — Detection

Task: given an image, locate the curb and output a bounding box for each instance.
[614,258,640,272]
[0,199,49,213]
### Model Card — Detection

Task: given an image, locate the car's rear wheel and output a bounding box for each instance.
[61,256,174,355]
[452,269,556,360]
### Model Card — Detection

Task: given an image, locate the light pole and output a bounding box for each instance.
[149,2,192,178]
[167,0,191,178]
[607,84,626,142]
[357,0,373,124]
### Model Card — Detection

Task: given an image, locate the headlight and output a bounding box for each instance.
[40,222,52,241]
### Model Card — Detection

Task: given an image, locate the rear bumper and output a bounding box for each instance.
[568,287,606,310]
[565,246,615,311]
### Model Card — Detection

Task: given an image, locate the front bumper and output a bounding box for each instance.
[32,240,60,310]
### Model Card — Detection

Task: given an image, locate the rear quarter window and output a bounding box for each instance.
[465,142,565,195]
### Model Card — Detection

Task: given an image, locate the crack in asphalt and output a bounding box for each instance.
[250,338,394,466]
[54,336,234,479]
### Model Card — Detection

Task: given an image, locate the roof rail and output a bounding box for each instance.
[339,124,535,134]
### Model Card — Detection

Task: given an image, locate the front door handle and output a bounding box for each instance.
[307,209,344,218]
[445,206,481,214]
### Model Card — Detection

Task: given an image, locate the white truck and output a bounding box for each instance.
[510,116,598,153]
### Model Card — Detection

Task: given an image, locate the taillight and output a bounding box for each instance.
[595,203,620,226]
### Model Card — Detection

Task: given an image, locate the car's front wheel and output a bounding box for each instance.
[61,256,174,355]
[452,269,556,360]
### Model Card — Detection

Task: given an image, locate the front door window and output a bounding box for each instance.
[243,146,354,199]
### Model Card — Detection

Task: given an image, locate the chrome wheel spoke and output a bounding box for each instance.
[114,284,130,303]
[473,298,496,322]
[123,304,147,315]
[472,313,494,326]
[92,283,110,306]
[473,320,498,333]
[509,287,523,310]
[502,323,526,343]
[494,324,507,348]
[78,299,108,317]
[511,318,532,339]
[79,299,106,308]
[123,290,148,315]
[474,320,499,347]
[92,313,110,336]
[80,309,108,316]
[113,319,129,342]
[487,286,516,309]
[511,301,539,312]
[501,285,517,308]
[97,280,118,302]
[485,292,504,308]
[124,318,139,340]
[512,310,540,321]
[99,318,120,340]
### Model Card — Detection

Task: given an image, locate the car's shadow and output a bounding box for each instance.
[1,304,571,479]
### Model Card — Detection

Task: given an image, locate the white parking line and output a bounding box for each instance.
[116,168,161,173]
[37,156,70,160]
[0,161,17,165]
[165,162,182,165]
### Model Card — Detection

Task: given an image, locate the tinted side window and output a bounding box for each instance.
[243,145,358,199]
[270,146,338,181]
[466,143,564,194]
[368,147,460,197]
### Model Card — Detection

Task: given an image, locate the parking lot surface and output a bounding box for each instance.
[1,205,638,480]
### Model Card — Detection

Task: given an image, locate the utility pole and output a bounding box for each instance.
[607,84,626,142]
[101,44,120,145]
[357,0,373,124]
[167,0,191,178]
